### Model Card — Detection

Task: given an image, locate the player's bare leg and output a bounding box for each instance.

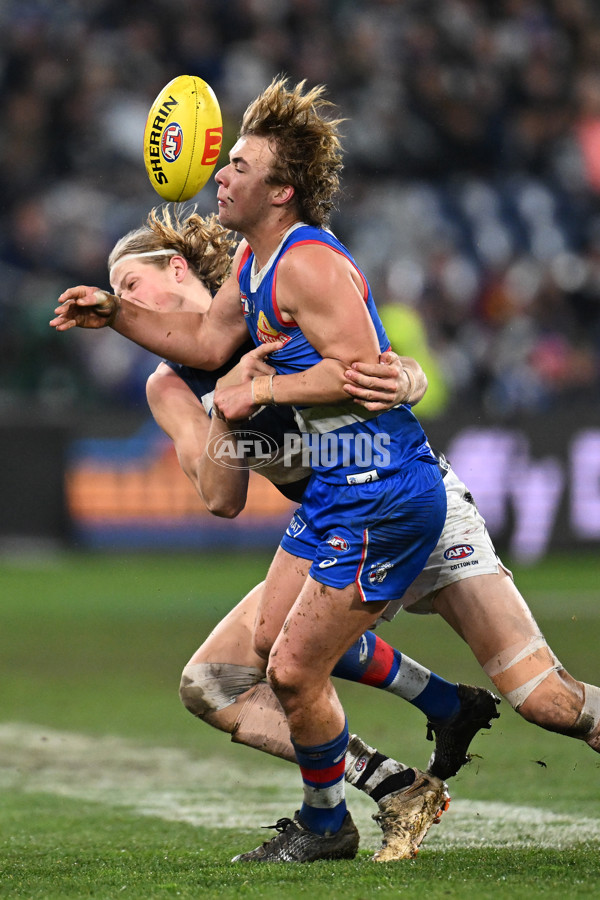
[178,582,282,744]
[234,553,449,862]
[179,559,492,772]
[433,571,600,751]
[257,569,388,745]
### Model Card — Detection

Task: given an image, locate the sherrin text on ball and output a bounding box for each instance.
[143,75,223,202]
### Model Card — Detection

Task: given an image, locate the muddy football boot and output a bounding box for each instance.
[372,769,450,862]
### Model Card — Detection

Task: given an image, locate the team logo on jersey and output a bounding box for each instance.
[327,536,349,552]
[443,544,475,561]
[256,311,291,346]
[161,123,183,162]
[367,561,393,584]
[240,292,253,316]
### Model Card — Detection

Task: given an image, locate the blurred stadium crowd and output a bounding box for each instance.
[2,0,600,420]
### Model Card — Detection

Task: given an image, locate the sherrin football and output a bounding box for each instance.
[143,75,223,202]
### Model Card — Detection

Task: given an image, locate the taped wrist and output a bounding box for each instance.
[93,290,120,325]
[251,374,275,406]
[401,366,415,404]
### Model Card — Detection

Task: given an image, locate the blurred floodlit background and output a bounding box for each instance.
[1,0,599,562]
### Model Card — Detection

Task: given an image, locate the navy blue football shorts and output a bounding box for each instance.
[280,464,447,604]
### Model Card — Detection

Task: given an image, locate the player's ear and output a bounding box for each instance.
[170,255,189,282]
[272,184,295,207]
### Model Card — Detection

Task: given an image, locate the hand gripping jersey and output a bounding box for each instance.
[237,223,439,489]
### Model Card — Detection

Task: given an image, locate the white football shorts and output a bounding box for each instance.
[379,465,512,621]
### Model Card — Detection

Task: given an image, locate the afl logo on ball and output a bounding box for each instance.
[161,123,183,162]
[443,544,474,561]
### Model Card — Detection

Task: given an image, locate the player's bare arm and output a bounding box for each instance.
[197,410,251,518]
[278,243,381,368]
[51,243,250,369]
[51,272,246,369]
[195,343,283,517]
[146,363,212,498]
[146,348,278,517]
[145,356,264,519]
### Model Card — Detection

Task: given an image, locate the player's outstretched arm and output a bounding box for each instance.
[51,252,249,369]
[343,351,428,411]
[51,285,217,363]
[50,287,120,330]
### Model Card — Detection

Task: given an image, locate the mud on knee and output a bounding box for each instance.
[179,662,264,720]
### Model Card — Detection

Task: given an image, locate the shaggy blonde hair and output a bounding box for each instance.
[108,206,236,295]
[240,77,344,228]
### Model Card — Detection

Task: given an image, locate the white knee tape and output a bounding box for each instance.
[483,635,562,710]
[502,666,560,710]
[483,635,549,678]
[231,682,296,762]
[179,662,264,717]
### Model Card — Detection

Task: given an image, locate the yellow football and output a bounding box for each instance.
[143,75,223,202]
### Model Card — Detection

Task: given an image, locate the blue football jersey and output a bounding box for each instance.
[237,223,438,486]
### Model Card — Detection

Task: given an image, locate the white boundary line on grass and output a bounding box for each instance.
[1,722,599,850]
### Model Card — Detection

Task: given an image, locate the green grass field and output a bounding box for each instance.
[1,549,599,898]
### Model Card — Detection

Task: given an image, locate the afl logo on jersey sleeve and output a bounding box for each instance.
[161,123,183,162]
[443,544,474,561]
[327,536,349,552]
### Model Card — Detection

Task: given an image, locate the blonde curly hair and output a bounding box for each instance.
[108,205,236,295]
[240,77,344,228]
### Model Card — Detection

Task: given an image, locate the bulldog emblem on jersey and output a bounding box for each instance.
[256,311,291,346]
[367,561,394,584]
[240,292,254,316]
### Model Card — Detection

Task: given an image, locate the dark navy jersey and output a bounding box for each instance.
[163,340,254,402]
